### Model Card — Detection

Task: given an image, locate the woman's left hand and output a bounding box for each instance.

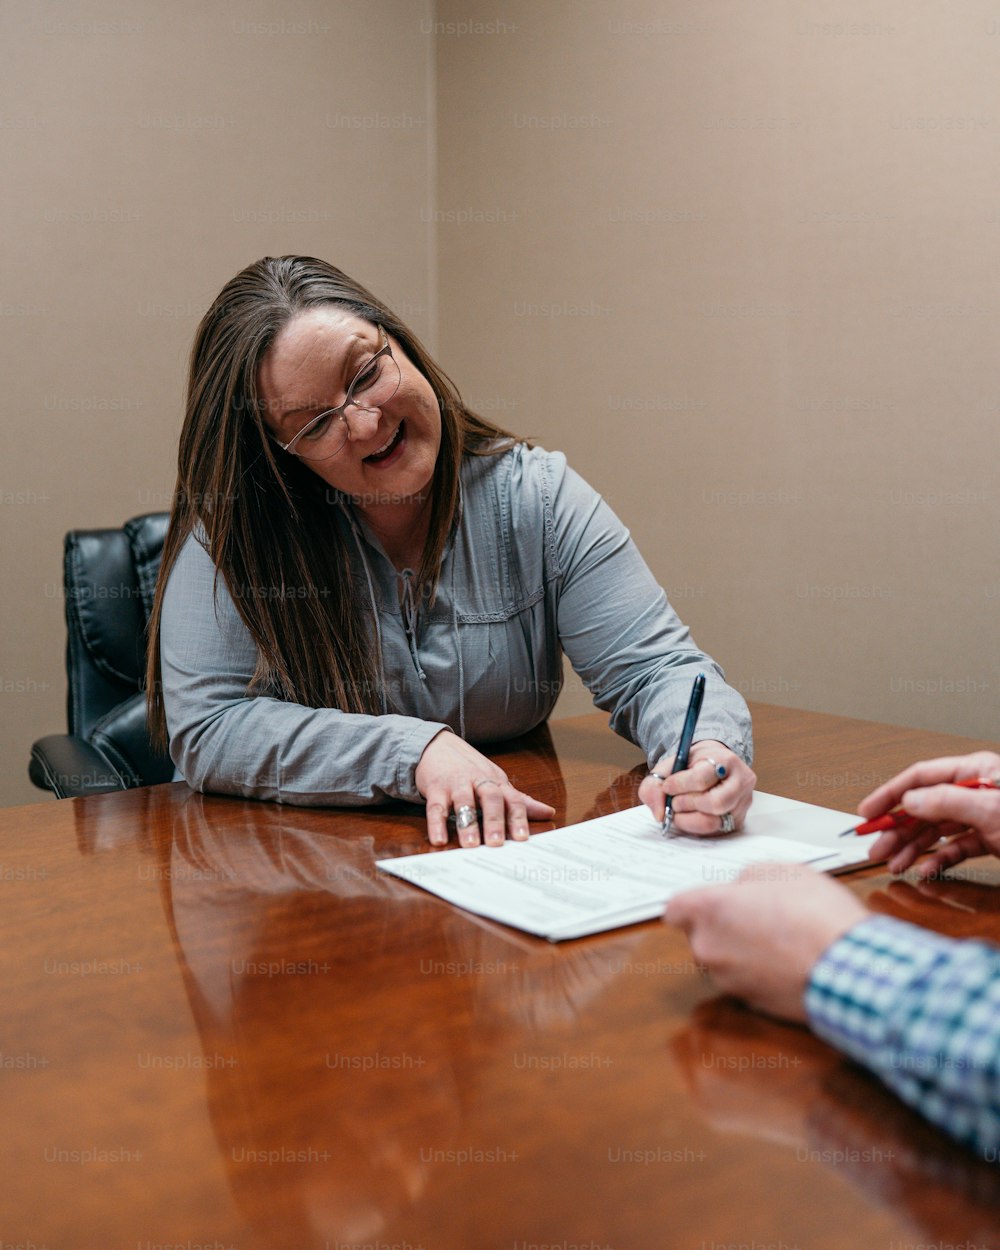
[638,740,755,835]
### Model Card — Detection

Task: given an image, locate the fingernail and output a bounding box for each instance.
[513,827,529,841]
[486,831,503,846]
[903,791,924,813]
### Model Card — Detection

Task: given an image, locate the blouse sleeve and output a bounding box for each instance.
[539,450,753,766]
[160,533,448,806]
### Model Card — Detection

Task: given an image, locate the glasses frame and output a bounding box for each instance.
[272,324,397,460]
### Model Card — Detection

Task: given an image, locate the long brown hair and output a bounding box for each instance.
[146,256,520,750]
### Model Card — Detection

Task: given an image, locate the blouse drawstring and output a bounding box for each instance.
[340,488,466,738]
[398,569,427,682]
[450,551,466,742]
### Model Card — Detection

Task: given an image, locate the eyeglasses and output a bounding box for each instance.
[273,325,401,461]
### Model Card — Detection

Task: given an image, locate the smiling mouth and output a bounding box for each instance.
[363,421,404,463]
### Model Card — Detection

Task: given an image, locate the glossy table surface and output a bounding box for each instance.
[3,703,1000,1249]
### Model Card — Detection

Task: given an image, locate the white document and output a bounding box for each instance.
[376,791,879,941]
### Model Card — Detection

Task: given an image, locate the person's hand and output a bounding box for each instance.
[859,751,1000,877]
[665,863,869,1022]
[637,740,755,835]
[414,730,556,848]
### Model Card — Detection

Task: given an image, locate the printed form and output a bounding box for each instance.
[377,791,878,941]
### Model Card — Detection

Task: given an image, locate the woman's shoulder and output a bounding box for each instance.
[162,523,230,615]
[462,440,570,501]
[170,523,214,579]
[461,442,605,573]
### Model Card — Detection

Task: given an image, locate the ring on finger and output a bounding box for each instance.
[474,778,501,791]
[455,805,479,831]
[649,771,667,782]
[719,811,736,834]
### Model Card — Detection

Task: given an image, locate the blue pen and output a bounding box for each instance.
[662,673,706,833]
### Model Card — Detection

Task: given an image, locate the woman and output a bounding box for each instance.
[146,256,755,846]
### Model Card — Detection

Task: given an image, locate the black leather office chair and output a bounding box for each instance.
[29,513,176,798]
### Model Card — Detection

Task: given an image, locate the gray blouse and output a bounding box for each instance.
[160,444,752,806]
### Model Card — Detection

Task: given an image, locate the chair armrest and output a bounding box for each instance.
[29,735,128,798]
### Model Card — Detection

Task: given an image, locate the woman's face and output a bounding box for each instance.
[258,306,442,507]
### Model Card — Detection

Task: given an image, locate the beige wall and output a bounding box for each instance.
[0,0,435,806]
[435,0,1000,743]
[4,1,999,807]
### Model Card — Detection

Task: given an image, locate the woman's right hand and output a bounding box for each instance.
[414,730,556,848]
[859,751,1000,876]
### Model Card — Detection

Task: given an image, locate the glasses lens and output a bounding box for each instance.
[349,353,401,413]
[293,411,348,461]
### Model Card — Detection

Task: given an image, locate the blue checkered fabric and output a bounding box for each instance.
[806,914,1000,1160]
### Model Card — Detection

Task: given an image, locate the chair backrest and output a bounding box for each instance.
[64,513,174,787]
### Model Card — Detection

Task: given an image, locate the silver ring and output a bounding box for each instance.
[650,771,667,782]
[704,757,720,773]
[719,812,736,834]
[474,778,500,790]
[455,805,478,831]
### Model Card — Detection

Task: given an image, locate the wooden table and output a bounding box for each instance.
[3,704,1000,1249]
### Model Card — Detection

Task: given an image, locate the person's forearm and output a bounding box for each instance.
[626,654,753,768]
[806,914,1000,1159]
[168,696,449,806]
[159,528,451,806]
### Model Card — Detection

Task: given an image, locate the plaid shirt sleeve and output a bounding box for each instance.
[805,914,1000,1160]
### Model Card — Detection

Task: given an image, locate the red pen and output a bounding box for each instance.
[839,776,1000,837]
